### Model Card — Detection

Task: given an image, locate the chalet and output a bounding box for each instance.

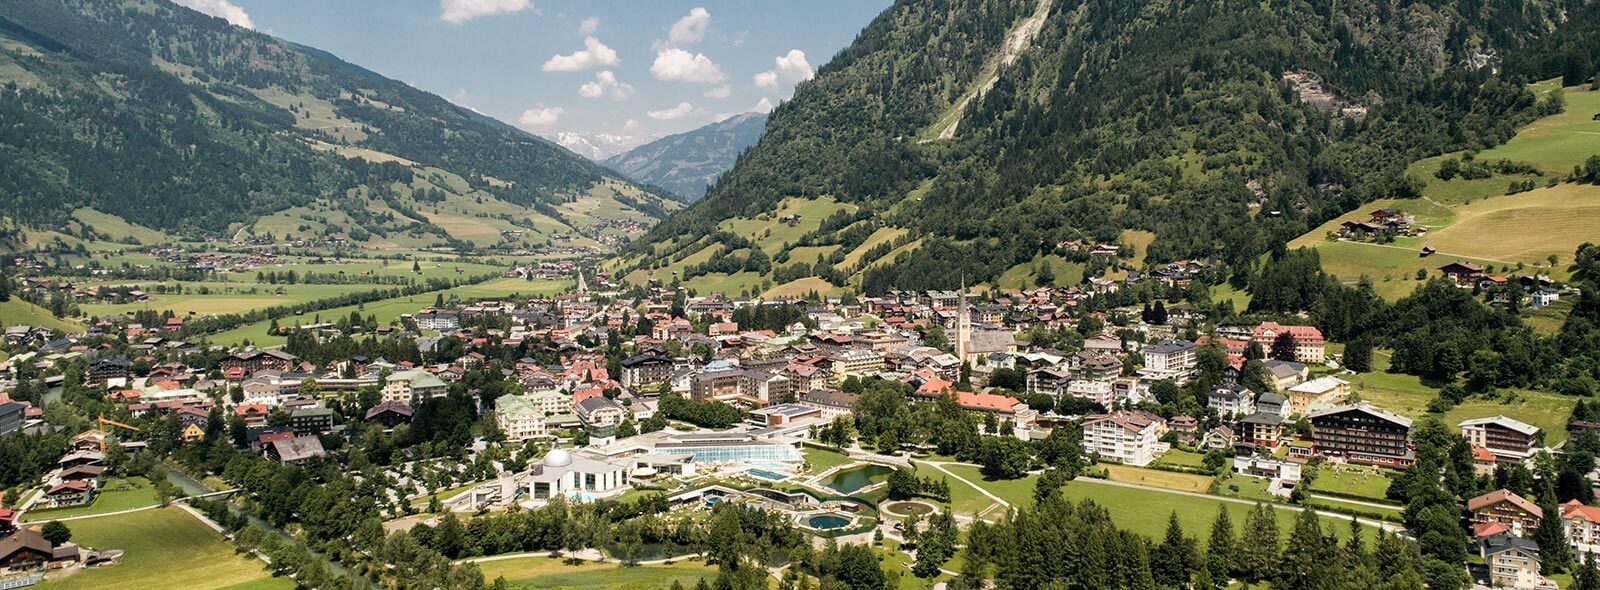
[43,481,93,508]
[1468,489,1542,537]
[219,350,297,375]
[0,527,66,570]
[1308,403,1413,468]
[364,401,414,427]
[1439,262,1487,287]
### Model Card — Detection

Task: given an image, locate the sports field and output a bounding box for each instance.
[38,508,290,590]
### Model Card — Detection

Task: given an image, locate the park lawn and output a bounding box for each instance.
[38,507,290,590]
[803,447,857,473]
[1057,479,1375,543]
[1308,497,1404,521]
[23,477,160,522]
[1098,464,1214,493]
[1307,466,1394,501]
[1152,449,1207,469]
[473,555,717,590]
[78,282,372,317]
[910,463,994,517]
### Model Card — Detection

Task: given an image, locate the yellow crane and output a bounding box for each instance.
[94,415,141,452]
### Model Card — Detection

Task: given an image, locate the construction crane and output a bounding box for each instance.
[94,415,141,452]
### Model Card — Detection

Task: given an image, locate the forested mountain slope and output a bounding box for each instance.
[603,112,768,202]
[0,0,676,248]
[622,0,1598,295]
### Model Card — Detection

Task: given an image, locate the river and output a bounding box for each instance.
[165,469,353,578]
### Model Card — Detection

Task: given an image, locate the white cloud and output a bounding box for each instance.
[647,102,695,120]
[732,31,748,47]
[668,7,710,46]
[704,85,731,99]
[578,16,599,34]
[440,0,531,24]
[624,119,641,131]
[755,49,814,89]
[578,71,634,100]
[519,106,563,127]
[542,37,619,72]
[170,0,255,29]
[752,97,775,113]
[650,49,725,84]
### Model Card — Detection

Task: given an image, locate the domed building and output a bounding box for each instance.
[517,447,629,505]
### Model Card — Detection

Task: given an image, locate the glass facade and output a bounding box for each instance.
[662,443,803,464]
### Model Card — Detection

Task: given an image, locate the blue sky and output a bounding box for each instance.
[185,0,889,149]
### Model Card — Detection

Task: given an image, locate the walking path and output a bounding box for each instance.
[456,549,706,567]
[1307,493,1404,512]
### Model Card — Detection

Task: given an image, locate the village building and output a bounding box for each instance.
[1308,403,1413,468]
[1468,489,1543,538]
[1082,410,1167,467]
[1252,322,1326,364]
[1460,416,1541,462]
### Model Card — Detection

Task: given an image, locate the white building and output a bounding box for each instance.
[495,395,551,442]
[1208,384,1255,418]
[1082,410,1167,467]
[1141,340,1196,378]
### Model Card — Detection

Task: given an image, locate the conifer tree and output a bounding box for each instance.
[1238,503,1280,582]
[1204,506,1237,585]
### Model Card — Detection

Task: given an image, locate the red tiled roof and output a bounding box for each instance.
[1472,522,1511,538]
[1562,499,1600,523]
[956,391,1021,413]
[1471,446,1496,462]
[1468,489,1541,518]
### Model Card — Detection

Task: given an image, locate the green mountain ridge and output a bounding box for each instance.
[602,112,769,202]
[622,0,1600,295]
[0,0,678,250]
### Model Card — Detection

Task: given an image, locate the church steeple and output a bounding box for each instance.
[956,277,971,362]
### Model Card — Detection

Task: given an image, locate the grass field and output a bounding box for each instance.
[72,208,167,245]
[937,464,1374,542]
[682,272,766,297]
[763,277,839,299]
[473,555,717,590]
[210,277,571,346]
[803,448,857,473]
[836,227,909,271]
[993,255,1087,291]
[38,508,290,590]
[1349,350,1578,445]
[0,298,83,332]
[718,197,856,256]
[1151,449,1207,469]
[1098,464,1214,493]
[1306,467,1392,501]
[23,478,158,522]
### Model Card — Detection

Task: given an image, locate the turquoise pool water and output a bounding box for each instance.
[749,468,789,481]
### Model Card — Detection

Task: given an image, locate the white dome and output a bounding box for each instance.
[544,448,573,467]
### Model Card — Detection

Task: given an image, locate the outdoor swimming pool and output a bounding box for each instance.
[749,468,789,482]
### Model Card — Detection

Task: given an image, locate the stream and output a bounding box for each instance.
[165,469,353,578]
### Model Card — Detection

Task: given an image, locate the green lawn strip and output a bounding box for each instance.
[1307,497,1404,521]
[802,447,857,473]
[37,507,290,590]
[23,477,159,522]
[473,555,717,590]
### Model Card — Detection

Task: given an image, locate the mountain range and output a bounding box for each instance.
[617,0,1600,296]
[0,0,678,251]
[602,112,769,202]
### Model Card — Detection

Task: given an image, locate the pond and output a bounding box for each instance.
[821,464,894,494]
[804,514,852,530]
